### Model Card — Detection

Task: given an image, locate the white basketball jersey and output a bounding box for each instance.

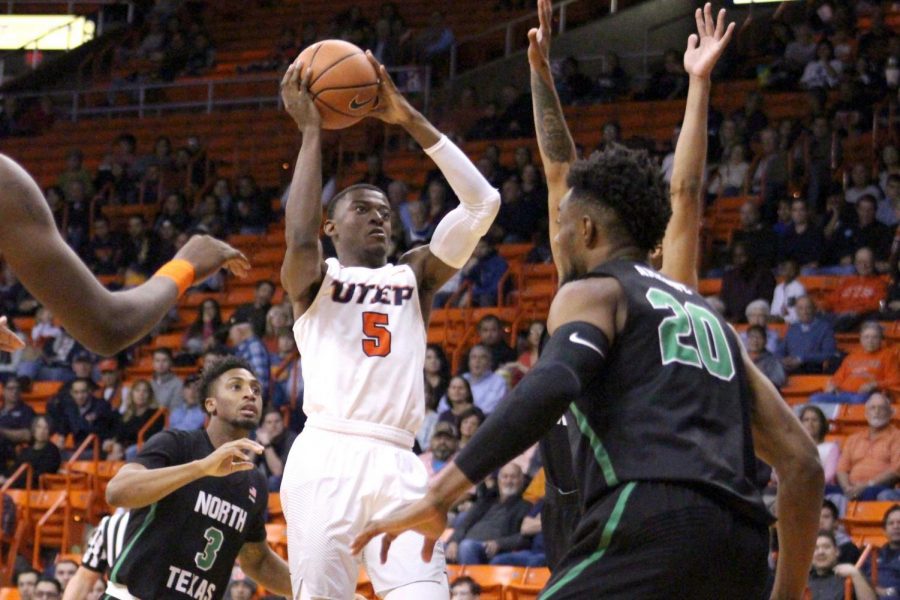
[293,258,426,435]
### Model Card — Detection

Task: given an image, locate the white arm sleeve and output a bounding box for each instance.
[425,135,500,269]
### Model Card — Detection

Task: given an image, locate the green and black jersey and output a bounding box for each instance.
[108,430,268,600]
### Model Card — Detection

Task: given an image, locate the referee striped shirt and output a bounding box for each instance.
[81,510,129,574]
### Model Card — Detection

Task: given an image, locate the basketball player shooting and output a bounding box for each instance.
[278,52,499,599]
[0,154,249,355]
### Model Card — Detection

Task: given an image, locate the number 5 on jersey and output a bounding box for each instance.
[362,312,392,357]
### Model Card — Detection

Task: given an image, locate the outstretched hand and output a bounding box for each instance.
[0,316,24,353]
[683,3,735,80]
[281,56,322,131]
[527,0,553,72]
[174,235,250,282]
[365,51,414,125]
[350,496,447,563]
[198,439,264,478]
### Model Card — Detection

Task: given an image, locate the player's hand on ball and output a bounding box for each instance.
[175,235,251,283]
[281,56,321,131]
[199,439,264,477]
[0,316,25,353]
[350,496,447,563]
[683,3,734,80]
[364,51,413,125]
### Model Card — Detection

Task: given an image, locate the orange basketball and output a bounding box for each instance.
[297,39,380,130]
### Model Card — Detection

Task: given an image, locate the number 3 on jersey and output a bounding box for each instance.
[362,312,392,357]
[646,288,735,381]
[195,526,223,571]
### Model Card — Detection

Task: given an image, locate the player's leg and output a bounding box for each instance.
[281,429,362,599]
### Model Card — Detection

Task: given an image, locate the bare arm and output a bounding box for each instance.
[741,343,823,600]
[528,0,576,277]
[662,5,734,288]
[0,427,30,444]
[280,58,327,317]
[105,439,263,508]
[61,568,102,600]
[238,539,292,596]
[0,156,248,356]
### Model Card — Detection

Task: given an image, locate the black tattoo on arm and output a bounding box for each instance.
[531,70,576,164]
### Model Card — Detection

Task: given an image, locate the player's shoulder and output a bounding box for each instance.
[548,277,623,335]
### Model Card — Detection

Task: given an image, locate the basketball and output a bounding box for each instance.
[297,39,380,130]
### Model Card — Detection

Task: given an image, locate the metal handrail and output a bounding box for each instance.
[3,65,431,121]
[449,0,599,79]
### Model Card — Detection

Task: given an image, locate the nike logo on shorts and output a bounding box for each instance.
[569,332,605,357]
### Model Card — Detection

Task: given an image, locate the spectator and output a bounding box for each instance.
[799,405,841,486]
[419,421,459,482]
[230,175,269,234]
[462,238,508,307]
[490,499,545,567]
[496,175,542,243]
[0,377,34,472]
[746,325,786,388]
[403,201,434,246]
[847,163,884,206]
[417,383,440,453]
[751,130,790,219]
[771,259,806,323]
[450,577,481,600]
[800,40,843,89]
[863,505,900,594]
[878,175,900,227]
[424,344,450,403]
[458,407,484,450]
[592,51,628,102]
[15,569,39,600]
[811,323,899,404]
[515,320,545,373]
[808,531,875,600]
[821,248,889,331]
[462,345,507,415]
[254,407,296,491]
[232,280,275,339]
[707,144,750,199]
[729,201,778,270]
[150,348,184,411]
[778,199,824,271]
[805,116,841,212]
[31,306,61,348]
[225,576,256,600]
[104,379,162,460]
[773,198,793,237]
[270,330,303,426]
[496,85,534,138]
[879,146,900,193]
[829,197,894,269]
[556,56,593,105]
[883,253,900,320]
[646,48,688,100]
[185,32,216,76]
[819,499,861,565]
[448,463,532,564]
[438,375,481,422]
[741,300,779,353]
[58,378,117,448]
[98,358,128,412]
[415,11,454,67]
[0,319,23,381]
[155,193,191,233]
[835,391,900,500]
[6,415,60,488]
[183,298,223,356]
[82,217,125,276]
[34,578,62,600]
[777,296,839,374]
[98,161,137,205]
[720,242,776,322]
[159,31,190,80]
[122,215,164,277]
[732,91,768,142]
[169,373,205,431]
[57,150,94,199]
[473,315,517,371]
[228,314,270,397]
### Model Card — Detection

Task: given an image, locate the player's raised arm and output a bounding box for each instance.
[364,53,500,295]
[280,57,328,317]
[738,341,823,600]
[0,155,248,356]
[528,0,577,278]
[661,4,734,289]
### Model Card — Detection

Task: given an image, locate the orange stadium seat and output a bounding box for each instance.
[460,565,526,600]
[506,567,552,600]
[844,501,895,537]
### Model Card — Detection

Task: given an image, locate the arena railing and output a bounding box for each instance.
[448,0,620,79]
[4,65,431,121]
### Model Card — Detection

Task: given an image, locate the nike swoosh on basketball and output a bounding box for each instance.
[349,96,376,110]
[569,332,604,357]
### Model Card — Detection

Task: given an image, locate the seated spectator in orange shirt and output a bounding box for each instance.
[835,391,900,501]
[821,247,889,332]
[810,322,900,405]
